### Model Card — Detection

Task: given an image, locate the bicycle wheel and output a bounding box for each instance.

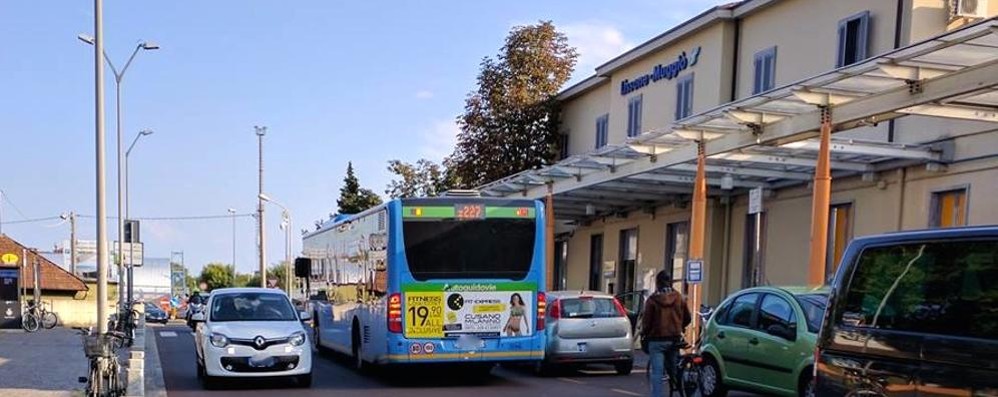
[42,311,59,329]
[22,313,39,332]
[88,359,99,397]
[681,363,705,397]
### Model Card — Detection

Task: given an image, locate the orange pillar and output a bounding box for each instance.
[687,139,707,343]
[807,108,833,287]
[545,183,556,291]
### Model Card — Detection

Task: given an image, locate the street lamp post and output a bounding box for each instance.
[125,129,153,302]
[227,208,237,269]
[77,33,159,309]
[88,0,110,334]
[256,127,267,288]
[258,194,292,296]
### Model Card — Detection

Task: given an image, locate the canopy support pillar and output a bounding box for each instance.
[687,137,707,344]
[807,107,833,287]
[545,183,555,291]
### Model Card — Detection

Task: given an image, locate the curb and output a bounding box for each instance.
[143,326,167,397]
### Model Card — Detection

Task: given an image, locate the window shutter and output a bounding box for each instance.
[753,54,763,94]
[635,95,642,136]
[836,20,847,67]
[685,77,694,118]
[856,11,870,61]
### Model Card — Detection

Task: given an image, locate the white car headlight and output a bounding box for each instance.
[209,332,229,348]
[289,331,306,347]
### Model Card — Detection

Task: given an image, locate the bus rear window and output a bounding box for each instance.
[402,218,535,280]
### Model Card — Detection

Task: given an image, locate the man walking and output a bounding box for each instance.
[641,270,691,396]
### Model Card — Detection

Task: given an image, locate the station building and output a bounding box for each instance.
[479,0,998,304]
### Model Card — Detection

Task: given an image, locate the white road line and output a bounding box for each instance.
[159,331,177,337]
[611,388,642,396]
[557,377,585,384]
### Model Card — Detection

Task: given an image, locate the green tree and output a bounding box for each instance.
[337,162,383,214]
[242,263,288,290]
[385,159,452,199]
[199,263,235,291]
[233,272,253,288]
[448,20,577,188]
[185,275,198,294]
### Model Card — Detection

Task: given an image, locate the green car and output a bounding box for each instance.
[699,286,827,397]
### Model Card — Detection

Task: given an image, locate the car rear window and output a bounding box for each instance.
[836,239,997,340]
[559,298,622,319]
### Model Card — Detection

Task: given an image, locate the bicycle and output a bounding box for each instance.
[22,300,59,332]
[75,327,128,397]
[107,303,140,347]
[649,305,715,397]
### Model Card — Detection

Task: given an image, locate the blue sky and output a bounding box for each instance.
[0,1,724,275]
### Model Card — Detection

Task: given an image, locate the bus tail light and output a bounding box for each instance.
[536,292,547,331]
[388,293,402,333]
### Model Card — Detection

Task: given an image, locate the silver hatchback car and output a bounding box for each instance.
[538,291,634,375]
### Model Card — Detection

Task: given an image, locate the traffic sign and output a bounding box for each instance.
[749,187,764,214]
[113,241,144,267]
[0,253,18,266]
[686,260,704,284]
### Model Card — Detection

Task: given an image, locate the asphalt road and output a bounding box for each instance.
[153,324,764,397]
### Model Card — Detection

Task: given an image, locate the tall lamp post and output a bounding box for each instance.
[124,129,154,302]
[255,126,267,288]
[258,194,292,296]
[78,34,159,309]
[85,0,110,334]
[227,208,237,269]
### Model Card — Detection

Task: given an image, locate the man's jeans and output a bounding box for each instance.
[648,340,680,397]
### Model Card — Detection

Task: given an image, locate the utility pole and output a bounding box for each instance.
[228,208,237,269]
[93,0,110,335]
[68,212,78,276]
[256,126,267,288]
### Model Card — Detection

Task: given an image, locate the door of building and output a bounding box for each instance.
[589,234,603,291]
[666,221,689,293]
[617,229,638,295]
[553,240,568,290]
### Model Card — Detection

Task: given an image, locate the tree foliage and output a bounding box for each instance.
[199,263,235,291]
[337,162,383,214]
[385,159,453,199]
[448,20,578,188]
[242,263,289,290]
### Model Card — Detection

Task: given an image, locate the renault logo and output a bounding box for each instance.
[254,336,265,348]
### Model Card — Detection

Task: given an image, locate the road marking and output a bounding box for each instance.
[557,377,585,384]
[611,388,642,396]
[159,331,177,337]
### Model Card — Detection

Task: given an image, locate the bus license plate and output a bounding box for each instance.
[456,334,484,350]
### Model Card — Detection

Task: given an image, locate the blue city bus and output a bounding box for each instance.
[302,197,547,370]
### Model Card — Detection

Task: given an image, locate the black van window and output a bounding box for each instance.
[725,293,759,328]
[757,294,796,334]
[837,240,997,340]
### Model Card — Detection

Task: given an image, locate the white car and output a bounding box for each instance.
[192,288,313,388]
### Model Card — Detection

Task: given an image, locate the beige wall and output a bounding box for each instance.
[608,22,733,141]
[23,282,119,327]
[560,82,611,156]
[737,0,900,99]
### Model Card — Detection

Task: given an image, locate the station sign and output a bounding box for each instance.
[620,46,702,96]
[749,187,764,215]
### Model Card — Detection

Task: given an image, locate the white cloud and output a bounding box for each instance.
[561,21,635,80]
[419,119,460,162]
[415,90,434,100]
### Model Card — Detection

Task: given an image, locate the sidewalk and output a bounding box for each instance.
[0,328,88,397]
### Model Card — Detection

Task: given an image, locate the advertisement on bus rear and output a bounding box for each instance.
[402,282,536,338]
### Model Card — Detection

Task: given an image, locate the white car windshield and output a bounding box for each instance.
[210,292,297,322]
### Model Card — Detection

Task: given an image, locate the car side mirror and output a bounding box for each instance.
[191,312,206,322]
[299,311,312,322]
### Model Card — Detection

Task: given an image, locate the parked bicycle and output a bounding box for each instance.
[107,302,140,347]
[22,300,59,332]
[75,327,127,397]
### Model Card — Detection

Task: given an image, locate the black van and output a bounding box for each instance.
[815,226,998,395]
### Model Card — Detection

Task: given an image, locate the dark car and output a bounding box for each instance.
[144,302,169,324]
[816,226,998,395]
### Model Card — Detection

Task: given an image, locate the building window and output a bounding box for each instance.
[742,212,766,289]
[595,114,609,149]
[675,74,694,120]
[558,133,569,160]
[837,11,870,67]
[931,188,968,228]
[627,94,643,137]
[753,47,777,94]
[826,203,853,282]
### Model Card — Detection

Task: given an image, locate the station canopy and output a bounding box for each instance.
[478,18,998,221]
